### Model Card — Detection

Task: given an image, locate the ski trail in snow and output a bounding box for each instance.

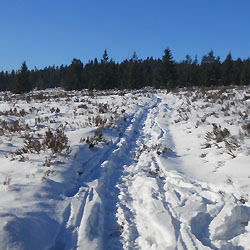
[116,97,180,250]
[116,96,242,250]
[52,94,248,250]
[51,96,159,250]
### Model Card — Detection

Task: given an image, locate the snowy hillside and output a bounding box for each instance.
[0,86,249,249]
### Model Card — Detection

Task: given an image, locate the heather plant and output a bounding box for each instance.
[42,128,70,154]
[83,128,107,149]
[1,119,30,134]
[205,124,231,143]
[242,123,250,136]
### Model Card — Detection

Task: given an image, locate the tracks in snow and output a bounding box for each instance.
[52,94,248,250]
[116,96,248,250]
[52,96,158,250]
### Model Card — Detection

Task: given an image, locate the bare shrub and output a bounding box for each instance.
[98,103,109,113]
[147,167,163,178]
[242,123,250,136]
[43,157,52,167]
[0,108,28,117]
[23,134,42,153]
[42,128,70,154]
[226,177,233,185]
[3,176,12,185]
[50,107,55,113]
[83,128,107,149]
[238,111,248,120]
[1,120,30,134]
[242,95,250,101]
[204,124,240,158]
[205,124,230,143]
[0,128,4,136]
[78,104,88,109]
[43,169,56,177]
[239,195,248,204]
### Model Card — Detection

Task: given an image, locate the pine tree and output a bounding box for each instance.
[122,52,144,89]
[200,50,221,85]
[177,54,193,87]
[98,50,112,89]
[102,49,109,63]
[0,71,7,91]
[240,59,250,85]
[222,53,233,85]
[233,58,243,84]
[153,48,177,89]
[12,61,31,94]
[62,59,84,90]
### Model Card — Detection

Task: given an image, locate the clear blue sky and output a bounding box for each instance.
[1,0,250,71]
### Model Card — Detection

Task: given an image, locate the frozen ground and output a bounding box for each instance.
[0,86,249,249]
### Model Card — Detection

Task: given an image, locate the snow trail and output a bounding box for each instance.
[52,94,249,250]
[116,95,247,250]
[51,96,159,250]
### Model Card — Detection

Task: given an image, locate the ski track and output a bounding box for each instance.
[52,94,248,250]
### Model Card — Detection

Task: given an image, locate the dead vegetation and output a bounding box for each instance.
[1,88,152,172]
[172,85,250,159]
[81,128,108,149]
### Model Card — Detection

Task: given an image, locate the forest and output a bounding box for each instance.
[0,48,250,93]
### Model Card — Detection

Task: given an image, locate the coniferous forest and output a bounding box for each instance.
[1,48,250,93]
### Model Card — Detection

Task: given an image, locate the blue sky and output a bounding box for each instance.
[1,0,250,71]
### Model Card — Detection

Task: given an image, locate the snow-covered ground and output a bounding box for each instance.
[0,86,249,249]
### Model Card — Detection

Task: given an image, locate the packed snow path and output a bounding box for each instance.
[50,94,249,250]
[52,97,158,250]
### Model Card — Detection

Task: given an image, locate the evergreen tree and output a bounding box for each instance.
[200,50,221,85]
[190,55,200,86]
[62,59,84,90]
[152,59,163,88]
[162,48,177,88]
[240,59,250,85]
[142,57,154,86]
[222,53,233,85]
[122,52,145,89]
[153,48,177,89]
[233,58,243,84]
[102,49,109,63]
[177,54,193,87]
[0,71,7,91]
[118,59,129,89]
[12,61,31,94]
[97,50,117,89]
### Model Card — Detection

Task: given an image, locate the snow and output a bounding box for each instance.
[0,86,249,249]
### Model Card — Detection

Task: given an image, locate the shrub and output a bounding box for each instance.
[3,176,12,185]
[242,123,250,136]
[1,120,30,134]
[84,128,107,149]
[42,128,70,154]
[205,124,230,143]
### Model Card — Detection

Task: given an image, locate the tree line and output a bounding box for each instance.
[1,48,250,93]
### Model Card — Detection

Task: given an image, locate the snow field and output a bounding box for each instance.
[0,86,249,249]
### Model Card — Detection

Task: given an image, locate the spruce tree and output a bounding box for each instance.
[176,55,193,87]
[98,50,110,89]
[12,61,31,94]
[153,48,177,89]
[240,59,250,85]
[200,50,221,85]
[0,71,7,91]
[62,59,84,90]
[222,53,233,85]
[102,49,109,63]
